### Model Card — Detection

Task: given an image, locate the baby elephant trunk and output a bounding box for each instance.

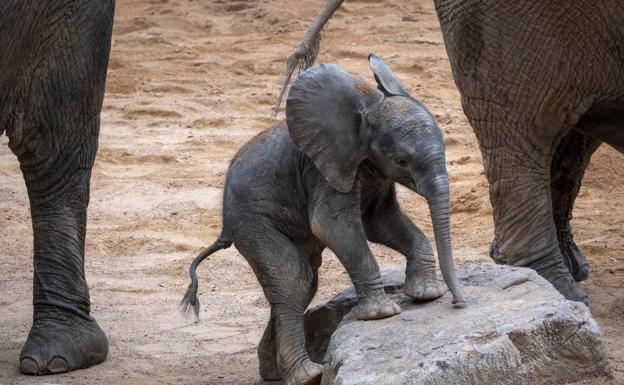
[426,176,466,308]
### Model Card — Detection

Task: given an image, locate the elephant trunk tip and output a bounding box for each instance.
[426,190,466,309]
[452,298,467,309]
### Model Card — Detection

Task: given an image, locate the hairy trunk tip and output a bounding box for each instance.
[452,298,467,308]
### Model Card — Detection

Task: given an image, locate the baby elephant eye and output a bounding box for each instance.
[395,157,410,168]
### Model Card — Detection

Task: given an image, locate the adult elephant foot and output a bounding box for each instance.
[18,199,106,376]
[20,313,108,375]
[490,237,589,282]
[489,238,504,265]
[527,256,589,306]
[558,230,590,282]
[489,238,589,304]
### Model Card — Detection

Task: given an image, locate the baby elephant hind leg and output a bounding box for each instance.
[258,270,319,382]
[364,190,443,301]
[258,314,281,381]
[236,228,321,385]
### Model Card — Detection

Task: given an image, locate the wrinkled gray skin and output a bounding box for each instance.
[0,1,114,375]
[183,56,465,385]
[281,0,624,305]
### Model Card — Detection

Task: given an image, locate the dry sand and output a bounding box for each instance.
[0,0,622,384]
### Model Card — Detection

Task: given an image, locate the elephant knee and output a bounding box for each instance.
[272,276,316,313]
[268,286,315,314]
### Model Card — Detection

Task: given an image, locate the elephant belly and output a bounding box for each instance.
[575,103,624,154]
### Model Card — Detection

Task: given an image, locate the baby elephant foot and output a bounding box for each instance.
[404,258,444,301]
[354,293,401,321]
[260,365,282,382]
[285,359,322,385]
[20,314,108,375]
[404,272,444,301]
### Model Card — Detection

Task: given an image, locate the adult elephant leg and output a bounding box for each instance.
[491,128,601,281]
[2,2,115,374]
[9,113,108,375]
[551,129,601,281]
[235,225,322,385]
[468,106,587,304]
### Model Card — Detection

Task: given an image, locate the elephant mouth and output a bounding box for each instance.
[397,176,421,195]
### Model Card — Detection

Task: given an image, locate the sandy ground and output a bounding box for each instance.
[0,0,622,384]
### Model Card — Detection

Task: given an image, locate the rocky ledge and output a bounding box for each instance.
[303,264,612,385]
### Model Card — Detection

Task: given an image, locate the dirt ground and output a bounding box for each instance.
[0,0,622,384]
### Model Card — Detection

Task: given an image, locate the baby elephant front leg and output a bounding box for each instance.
[312,204,400,321]
[365,201,443,301]
[354,279,402,320]
[404,250,444,300]
[331,243,401,321]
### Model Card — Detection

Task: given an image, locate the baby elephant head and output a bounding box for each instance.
[286,55,465,306]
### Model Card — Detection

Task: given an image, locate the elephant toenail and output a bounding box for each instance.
[48,357,69,373]
[20,357,40,375]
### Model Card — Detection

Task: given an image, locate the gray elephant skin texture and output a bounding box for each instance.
[282,0,624,306]
[182,55,465,385]
[1,1,115,376]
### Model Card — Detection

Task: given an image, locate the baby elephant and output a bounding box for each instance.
[182,55,465,385]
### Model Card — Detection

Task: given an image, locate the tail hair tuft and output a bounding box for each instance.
[180,280,200,321]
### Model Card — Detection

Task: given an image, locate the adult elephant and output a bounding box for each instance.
[277,0,624,304]
[1,1,114,375]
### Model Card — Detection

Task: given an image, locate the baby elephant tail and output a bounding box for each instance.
[181,236,233,320]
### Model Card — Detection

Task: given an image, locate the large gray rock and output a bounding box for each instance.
[303,264,612,385]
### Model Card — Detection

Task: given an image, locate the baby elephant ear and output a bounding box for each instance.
[369,54,410,97]
[286,64,383,193]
